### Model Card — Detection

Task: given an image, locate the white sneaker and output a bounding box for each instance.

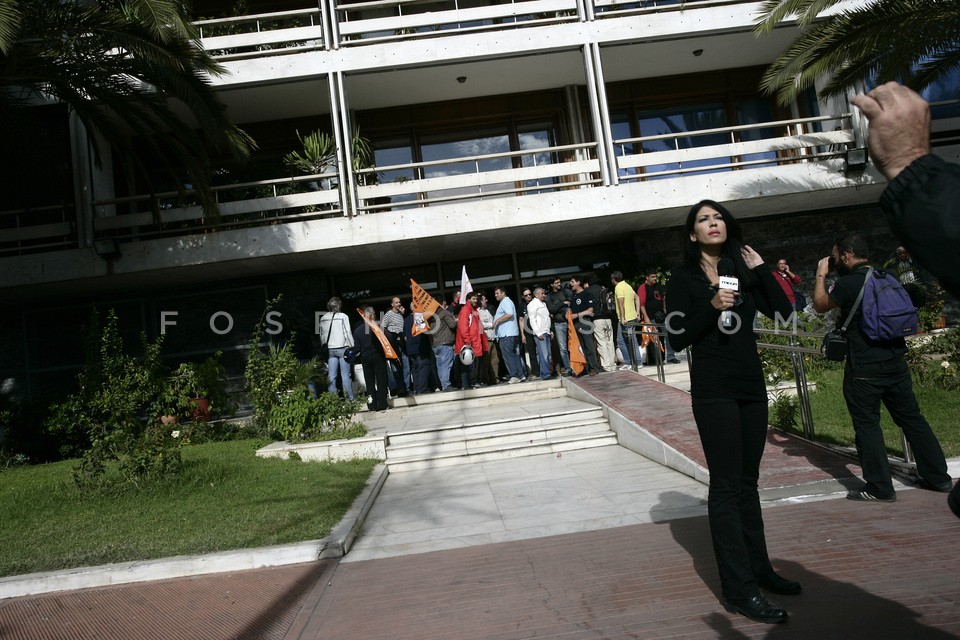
[619,365,632,371]
[507,377,522,384]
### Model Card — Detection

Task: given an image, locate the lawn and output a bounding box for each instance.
[783,366,960,458]
[0,439,379,578]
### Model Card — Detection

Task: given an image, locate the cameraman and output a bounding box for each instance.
[812,235,951,503]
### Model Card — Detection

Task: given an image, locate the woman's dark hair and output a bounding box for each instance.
[683,199,756,286]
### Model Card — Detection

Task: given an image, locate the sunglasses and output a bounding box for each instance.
[523,292,532,297]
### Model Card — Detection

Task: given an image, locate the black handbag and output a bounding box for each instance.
[821,270,869,362]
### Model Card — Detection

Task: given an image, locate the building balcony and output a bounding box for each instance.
[3,108,904,297]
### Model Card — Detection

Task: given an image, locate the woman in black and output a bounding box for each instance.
[353,306,390,412]
[666,200,798,624]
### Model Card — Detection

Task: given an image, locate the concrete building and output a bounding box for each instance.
[2,0,958,396]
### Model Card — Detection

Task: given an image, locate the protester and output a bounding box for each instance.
[455,291,488,389]
[666,200,797,624]
[318,296,355,400]
[354,306,389,412]
[526,287,553,380]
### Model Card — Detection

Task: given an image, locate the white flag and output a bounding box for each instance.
[458,265,474,304]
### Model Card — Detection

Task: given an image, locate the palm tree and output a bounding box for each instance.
[0,0,256,217]
[755,0,960,105]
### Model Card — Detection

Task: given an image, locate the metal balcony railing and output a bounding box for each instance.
[91,173,342,243]
[191,0,758,53]
[336,0,580,45]
[0,204,77,257]
[613,114,856,180]
[355,142,600,211]
[195,8,325,60]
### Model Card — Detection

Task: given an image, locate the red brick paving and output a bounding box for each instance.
[0,562,331,640]
[295,489,960,640]
[572,371,865,489]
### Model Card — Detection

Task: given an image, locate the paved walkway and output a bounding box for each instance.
[2,372,958,638]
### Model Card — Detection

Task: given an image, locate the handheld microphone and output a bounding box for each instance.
[717,258,739,329]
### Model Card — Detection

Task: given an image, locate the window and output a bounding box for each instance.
[637,103,729,178]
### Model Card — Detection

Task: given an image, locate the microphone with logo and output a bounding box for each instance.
[717,258,739,330]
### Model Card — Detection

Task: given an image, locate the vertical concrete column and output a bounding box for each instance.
[320,0,340,50]
[329,71,359,217]
[582,43,617,186]
[68,112,99,248]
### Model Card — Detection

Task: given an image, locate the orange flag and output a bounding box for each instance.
[410,279,440,336]
[356,308,399,360]
[567,311,586,376]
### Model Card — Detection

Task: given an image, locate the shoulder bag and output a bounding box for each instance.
[821,269,870,362]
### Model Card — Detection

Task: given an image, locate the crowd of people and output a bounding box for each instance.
[318,271,685,410]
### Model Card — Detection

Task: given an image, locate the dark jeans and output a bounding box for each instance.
[460,355,482,388]
[362,354,389,411]
[408,352,431,393]
[692,398,774,603]
[843,357,950,498]
[574,321,599,373]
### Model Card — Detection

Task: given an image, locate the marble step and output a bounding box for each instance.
[386,406,604,447]
[379,380,565,414]
[385,418,611,459]
[385,433,619,472]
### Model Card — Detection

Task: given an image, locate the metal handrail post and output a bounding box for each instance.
[626,322,641,372]
[653,325,665,383]
[902,436,915,464]
[789,335,815,439]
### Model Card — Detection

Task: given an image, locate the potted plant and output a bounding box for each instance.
[153,364,197,425]
[187,352,228,422]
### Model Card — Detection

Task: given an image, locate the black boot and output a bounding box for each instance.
[949,481,960,519]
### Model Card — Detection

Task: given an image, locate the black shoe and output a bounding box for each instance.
[666,358,681,364]
[724,595,788,624]
[916,477,953,493]
[949,482,960,519]
[846,490,896,503]
[757,572,802,595]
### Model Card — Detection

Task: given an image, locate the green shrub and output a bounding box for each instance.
[45,309,182,490]
[270,388,365,443]
[244,296,322,433]
[770,393,799,430]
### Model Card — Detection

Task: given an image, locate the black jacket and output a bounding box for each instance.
[880,154,960,298]
[545,288,572,324]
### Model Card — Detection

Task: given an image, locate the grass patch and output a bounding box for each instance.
[783,367,960,458]
[0,439,379,578]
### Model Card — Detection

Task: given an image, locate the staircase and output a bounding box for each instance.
[360,380,619,473]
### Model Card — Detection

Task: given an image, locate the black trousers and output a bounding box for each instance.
[522,335,540,377]
[408,353,431,393]
[843,357,950,498]
[362,354,389,411]
[574,320,600,373]
[692,397,774,603]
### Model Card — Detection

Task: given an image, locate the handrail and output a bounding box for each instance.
[194,7,321,27]
[357,141,595,175]
[612,113,852,147]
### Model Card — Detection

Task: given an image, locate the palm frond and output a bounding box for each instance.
[758,0,960,104]
[0,0,20,55]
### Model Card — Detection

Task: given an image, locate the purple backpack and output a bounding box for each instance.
[860,268,919,341]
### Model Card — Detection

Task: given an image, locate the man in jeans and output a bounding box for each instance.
[545,276,573,376]
[526,286,553,380]
[429,295,458,391]
[492,286,524,383]
[812,233,952,502]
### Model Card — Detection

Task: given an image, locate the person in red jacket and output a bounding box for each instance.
[455,291,489,389]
